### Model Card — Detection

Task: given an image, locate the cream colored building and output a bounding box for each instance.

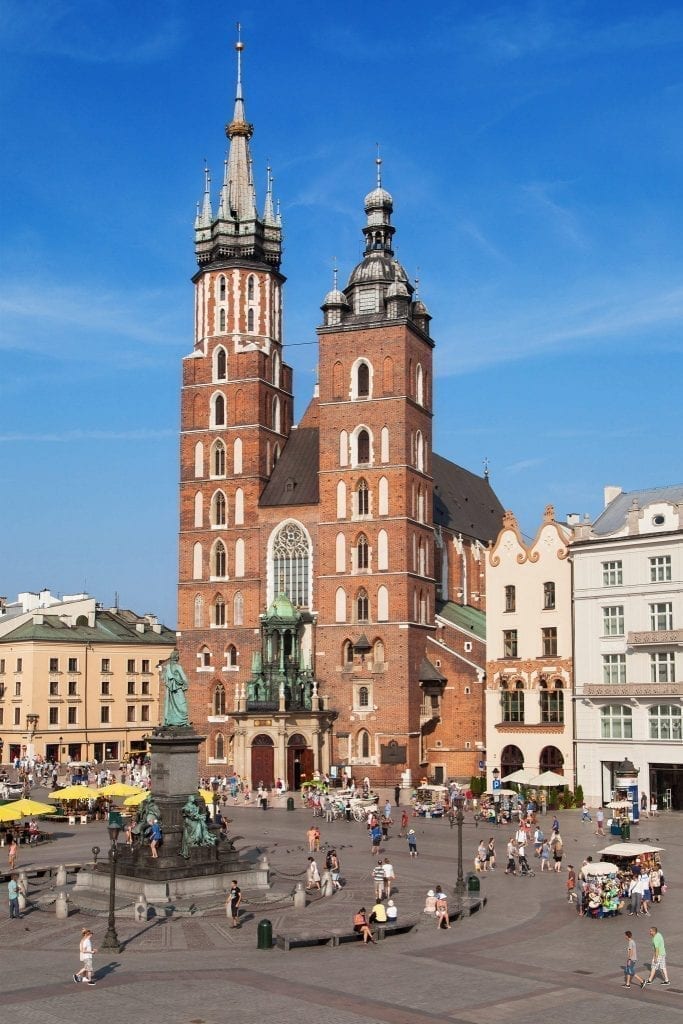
[485,507,574,788]
[0,593,175,765]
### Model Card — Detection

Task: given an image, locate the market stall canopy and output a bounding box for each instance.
[584,861,619,876]
[0,798,56,821]
[528,771,568,787]
[484,788,518,797]
[500,769,538,784]
[124,789,215,808]
[96,783,145,798]
[49,786,101,801]
[598,843,664,858]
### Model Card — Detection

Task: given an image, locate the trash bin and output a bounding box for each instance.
[261,796,268,810]
[286,796,295,811]
[257,918,273,950]
[466,872,480,894]
[620,821,631,841]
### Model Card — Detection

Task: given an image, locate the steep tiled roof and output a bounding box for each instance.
[432,453,504,543]
[260,428,320,506]
[592,484,683,536]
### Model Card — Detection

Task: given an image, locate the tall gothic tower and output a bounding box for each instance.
[315,161,437,771]
[177,40,293,735]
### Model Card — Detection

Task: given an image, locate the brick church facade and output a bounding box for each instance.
[177,43,504,788]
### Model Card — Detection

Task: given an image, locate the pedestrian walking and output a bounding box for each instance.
[372,860,386,900]
[566,865,577,903]
[399,809,409,835]
[643,927,670,986]
[73,928,97,985]
[407,829,418,856]
[382,856,396,897]
[580,802,592,823]
[622,930,646,989]
[327,849,342,890]
[226,879,241,927]
[306,856,321,890]
[7,836,18,871]
[307,825,317,852]
[486,837,496,869]
[394,784,401,806]
[505,838,517,875]
[370,822,383,855]
[8,874,20,919]
[595,807,605,836]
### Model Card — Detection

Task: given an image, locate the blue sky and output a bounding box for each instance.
[1,1,682,627]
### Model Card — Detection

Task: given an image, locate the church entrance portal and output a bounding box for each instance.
[287,733,313,790]
[250,734,274,788]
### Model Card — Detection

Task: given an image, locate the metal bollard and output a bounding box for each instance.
[257,918,273,950]
[320,870,334,897]
[286,796,295,811]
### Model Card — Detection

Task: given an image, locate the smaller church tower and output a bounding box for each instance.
[316,159,437,774]
[177,37,293,755]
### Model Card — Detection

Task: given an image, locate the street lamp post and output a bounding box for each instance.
[101,813,123,952]
[453,791,466,900]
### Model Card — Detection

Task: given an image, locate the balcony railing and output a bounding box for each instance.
[628,629,683,647]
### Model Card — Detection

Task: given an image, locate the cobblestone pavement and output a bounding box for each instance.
[1,794,682,1024]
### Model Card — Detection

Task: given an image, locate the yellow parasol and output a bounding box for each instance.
[123,789,217,807]
[96,782,145,799]
[48,786,101,801]
[0,798,57,821]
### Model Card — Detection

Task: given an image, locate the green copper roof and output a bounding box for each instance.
[263,593,300,621]
[1,609,176,646]
[436,601,486,641]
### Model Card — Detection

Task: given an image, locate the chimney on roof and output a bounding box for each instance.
[604,485,622,507]
[136,622,145,633]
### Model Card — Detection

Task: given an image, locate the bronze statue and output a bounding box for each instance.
[162,650,190,727]
[180,795,217,859]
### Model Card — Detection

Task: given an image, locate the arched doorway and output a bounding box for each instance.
[250,734,274,788]
[287,733,313,790]
[501,744,524,778]
[539,746,564,774]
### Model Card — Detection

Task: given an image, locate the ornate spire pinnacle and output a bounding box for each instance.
[375,142,382,187]
[194,30,282,270]
[224,30,256,222]
[263,164,276,224]
[199,162,212,227]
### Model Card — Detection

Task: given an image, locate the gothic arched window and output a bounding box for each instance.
[357,429,370,464]
[212,491,227,526]
[212,440,226,477]
[356,588,369,622]
[359,685,369,707]
[233,592,244,625]
[271,521,311,608]
[216,346,227,379]
[218,275,226,301]
[247,275,255,300]
[247,308,255,332]
[357,361,370,398]
[219,308,226,333]
[215,733,225,759]
[213,393,225,427]
[213,541,227,578]
[226,644,238,667]
[214,596,226,626]
[194,594,203,628]
[214,684,226,715]
[357,534,369,570]
[356,479,369,516]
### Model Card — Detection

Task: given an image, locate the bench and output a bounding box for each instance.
[275,920,416,951]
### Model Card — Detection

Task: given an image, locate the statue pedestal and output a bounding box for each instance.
[76,727,268,905]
